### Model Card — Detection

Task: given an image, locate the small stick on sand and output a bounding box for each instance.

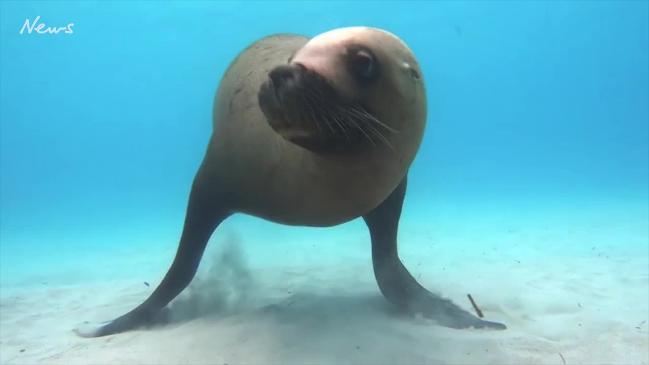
[559,352,566,364]
[467,294,484,318]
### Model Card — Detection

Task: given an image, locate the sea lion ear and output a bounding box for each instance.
[408,67,420,80]
[400,62,420,82]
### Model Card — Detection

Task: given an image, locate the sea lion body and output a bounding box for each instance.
[207,31,423,226]
[76,27,504,338]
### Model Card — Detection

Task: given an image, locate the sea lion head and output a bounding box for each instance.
[258,27,426,156]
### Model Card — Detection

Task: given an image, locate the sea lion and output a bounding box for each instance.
[76,27,506,337]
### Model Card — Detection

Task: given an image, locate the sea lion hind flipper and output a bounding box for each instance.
[74,320,113,338]
[363,176,506,330]
[75,171,231,337]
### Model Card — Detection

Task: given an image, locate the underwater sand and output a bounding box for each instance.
[1,200,648,365]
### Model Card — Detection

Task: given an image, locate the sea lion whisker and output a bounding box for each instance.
[329,113,352,141]
[319,109,338,135]
[298,87,337,135]
[304,90,345,135]
[327,104,349,134]
[326,107,350,136]
[311,95,345,136]
[301,94,323,133]
[342,110,376,146]
[366,113,399,134]
[345,109,392,149]
[349,107,399,134]
[361,118,395,151]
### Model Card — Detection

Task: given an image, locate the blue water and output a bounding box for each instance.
[0,0,648,355]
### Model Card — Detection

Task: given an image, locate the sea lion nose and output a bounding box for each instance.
[268,65,302,89]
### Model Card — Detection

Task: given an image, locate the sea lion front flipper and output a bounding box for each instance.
[363,176,506,330]
[75,166,231,337]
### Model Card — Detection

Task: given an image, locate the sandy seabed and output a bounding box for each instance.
[1,210,648,365]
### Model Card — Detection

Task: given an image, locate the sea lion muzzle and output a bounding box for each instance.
[258,63,392,153]
[258,63,336,149]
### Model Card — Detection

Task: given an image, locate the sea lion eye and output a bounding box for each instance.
[349,47,379,81]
